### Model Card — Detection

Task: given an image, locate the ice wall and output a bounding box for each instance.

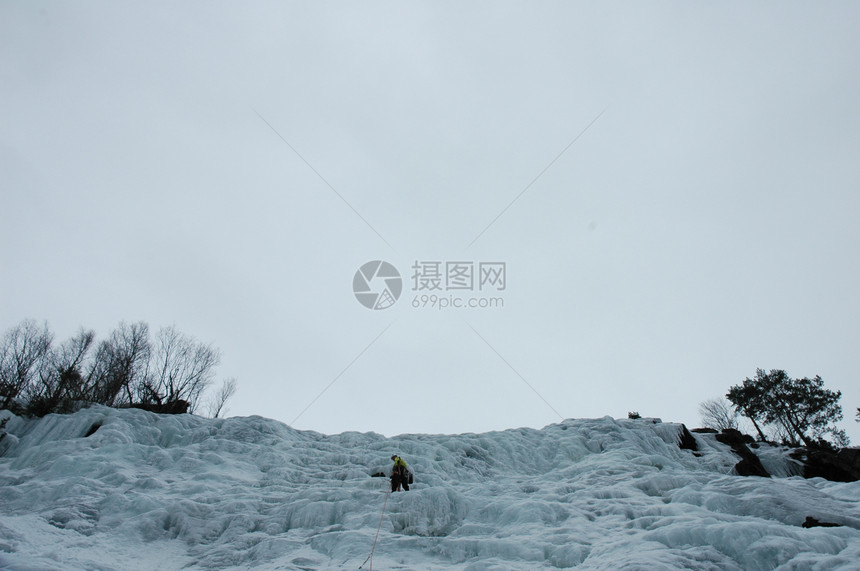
[1,408,858,570]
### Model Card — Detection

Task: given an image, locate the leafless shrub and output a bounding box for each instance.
[0,320,53,409]
[698,398,738,431]
[208,377,237,418]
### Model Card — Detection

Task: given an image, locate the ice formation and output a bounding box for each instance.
[1,408,858,570]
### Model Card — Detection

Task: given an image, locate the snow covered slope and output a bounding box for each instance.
[1,408,859,570]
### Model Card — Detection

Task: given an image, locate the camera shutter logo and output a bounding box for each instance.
[353,261,402,310]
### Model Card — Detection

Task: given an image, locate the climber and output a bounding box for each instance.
[390,455,410,492]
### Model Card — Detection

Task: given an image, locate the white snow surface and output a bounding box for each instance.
[1,408,859,570]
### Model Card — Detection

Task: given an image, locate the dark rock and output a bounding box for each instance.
[733,454,770,478]
[715,429,769,477]
[802,516,841,528]
[837,448,860,474]
[678,425,698,451]
[790,447,860,483]
[371,472,386,478]
[714,429,755,446]
[691,427,717,434]
[715,429,741,446]
[131,400,190,415]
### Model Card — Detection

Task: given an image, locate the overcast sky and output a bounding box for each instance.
[2,1,859,441]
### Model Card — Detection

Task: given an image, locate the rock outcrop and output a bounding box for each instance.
[714,429,770,477]
[677,425,698,452]
[802,516,841,528]
[790,447,860,483]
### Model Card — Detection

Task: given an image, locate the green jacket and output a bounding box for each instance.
[393,456,407,472]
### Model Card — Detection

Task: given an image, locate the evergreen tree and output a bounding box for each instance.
[727,369,845,447]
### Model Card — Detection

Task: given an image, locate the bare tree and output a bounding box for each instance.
[208,378,237,418]
[3,320,232,417]
[49,328,95,400]
[698,398,738,431]
[25,328,95,415]
[89,322,151,406]
[0,320,53,409]
[140,326,220,412]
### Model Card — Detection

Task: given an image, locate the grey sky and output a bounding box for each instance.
[2,2,859,441]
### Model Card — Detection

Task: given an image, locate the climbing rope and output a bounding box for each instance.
[359,489,391,570]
